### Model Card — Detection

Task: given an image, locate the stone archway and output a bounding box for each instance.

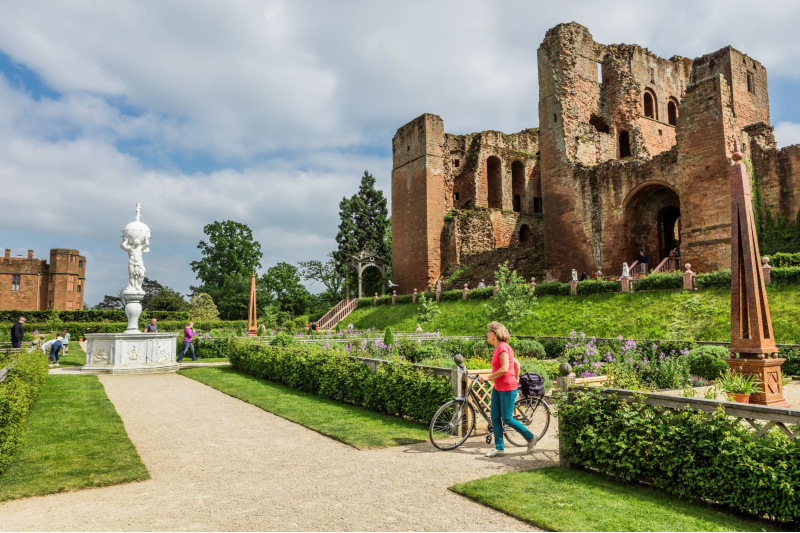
[623,182,681,263]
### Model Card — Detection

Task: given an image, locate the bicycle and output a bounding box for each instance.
[429,354,551,451]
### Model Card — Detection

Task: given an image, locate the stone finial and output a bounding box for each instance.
[373,292,378,305]
[412,288,418,303]
[732,139,743,162]
[762,256,770,265]
[529,277,537,291]
[462,283,469,300]
[762,257,772,285]
[391,290,397,305]
[683,263,695,290]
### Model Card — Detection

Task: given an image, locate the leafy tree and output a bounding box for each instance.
[188,293,220,322]
[416,293,440,329]
[483,261,537,331]
[148,287,188,312]
[95,295,123,310]
[190,220,263,292]
[210,274,265,321]
[141,277,165,310]
[298,253,345,302]
[261,262,312,316]
[47,307,63,334]
[333,171,391,296]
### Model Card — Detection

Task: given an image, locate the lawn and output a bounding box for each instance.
[55,343,87,367]
[450,467,782,532]
[0,375,149,501]
[179,366,430,449]
[345,285,800,342]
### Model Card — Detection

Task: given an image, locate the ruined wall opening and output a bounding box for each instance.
[623,183,681,264]
[619,131,631,158]
[533,197,542,213]
[519,224,532,243]
[487,156,502,209]
[643,89,657,119]
[589,115,610,133]
[511,160,524,212]
[667,99,678,126]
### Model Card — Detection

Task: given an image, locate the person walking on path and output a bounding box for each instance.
[145,318,158,333]
[10,316,25,348]
[478,321,538,457]
[49,333,64,367]
[62,331,71,355]
[638,250,649,275]
[178,322,197,362]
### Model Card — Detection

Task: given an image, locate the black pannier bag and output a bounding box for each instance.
[518,372,545,398]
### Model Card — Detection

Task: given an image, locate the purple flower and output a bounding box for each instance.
[652,344,658,350]
[617,335,624,341]
[580,332,586,339]
[33,329,40,335]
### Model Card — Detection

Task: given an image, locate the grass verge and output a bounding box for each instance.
[179,366,429,449]
[450,467,781,532]
[0,375,149,501]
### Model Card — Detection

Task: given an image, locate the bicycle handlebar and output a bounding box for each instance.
[456,363,481,382]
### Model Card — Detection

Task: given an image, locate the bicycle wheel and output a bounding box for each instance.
[504,396,551,447]
[429,399,476,450]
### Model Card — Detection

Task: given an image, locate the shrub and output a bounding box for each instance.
[383,327,396,349]
[14,320,249,341]
[694,269,731,289]
[471,339,493,358]
[0,309,189,323]
[779,347,800,376]
[466,287,494,300]
[687,346,729,380]
[577,279,619,295]
[535,281,571,296]
[510,338,547,359]
[534,337,569,359]
[440,289,464,302]
[633,271,682,291]
[771,266,800,285]
[0,350,49,475]
[270,332,297,347]
[227,341,452,422]
[557,388,800,523]
[770,252,800,268]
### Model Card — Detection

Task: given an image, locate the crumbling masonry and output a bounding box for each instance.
[391,22,800,293]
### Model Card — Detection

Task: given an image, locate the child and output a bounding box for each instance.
[62,330,71,356]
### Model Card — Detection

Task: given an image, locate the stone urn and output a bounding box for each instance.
[559,363,573,377]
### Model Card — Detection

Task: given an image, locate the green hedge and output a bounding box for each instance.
[227,340,452,422]
[0,350,49,475]
[772,266,800,285]
[687,345,729,379]
[780,347,800,376]
[9,320,248,341]
[0,310,188,323]
[577,279,619,295]
[558,388,800,523]
[535,282,571,296]
[633,271,683,291]
[770,252,800,268]
[694,269,731,289]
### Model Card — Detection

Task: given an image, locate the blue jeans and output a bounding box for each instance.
[491,388,534,450]
[179,342,196,361]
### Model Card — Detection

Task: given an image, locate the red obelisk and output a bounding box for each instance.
[247,271,258,336]
[727,140,788,407]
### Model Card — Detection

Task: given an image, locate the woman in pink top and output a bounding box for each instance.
[478,321,537,457]
[178,322,197,362]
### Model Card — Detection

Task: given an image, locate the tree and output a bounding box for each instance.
[188,293,220,322]
[95,295,123,310]
[190,220,263,292]
[483,261,537,331]
[261,262,312,316]
[141,277,165,310]
[333,171,391,296]
[298,253,345,302]
[416,292,440,329]
[148,287,188,312]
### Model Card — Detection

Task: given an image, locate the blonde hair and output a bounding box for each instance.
[487,321,510,342]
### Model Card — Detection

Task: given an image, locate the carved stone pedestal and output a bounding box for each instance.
[84,332,180,374]
[725,357,790,408]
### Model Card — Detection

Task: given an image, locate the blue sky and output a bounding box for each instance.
[2,0,800,305]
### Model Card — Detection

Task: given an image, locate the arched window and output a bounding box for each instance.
[486,156,502,209]
[619,131,631,158]
[519,224,532,243]
[533,197,542,213]
[667,98,678,126]
[643,89,657,119]
[511,161,524,212]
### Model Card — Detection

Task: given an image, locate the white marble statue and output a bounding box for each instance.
[621,262,630,279]
[571,269,578,282]
[121,202,151,294]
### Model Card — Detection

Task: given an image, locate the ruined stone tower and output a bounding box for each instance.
[391,22,796,293]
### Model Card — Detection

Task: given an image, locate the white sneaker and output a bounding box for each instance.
[485,449,505,458]
[49,363,53,368]
[54,363,59,367]
[527,434,539,454]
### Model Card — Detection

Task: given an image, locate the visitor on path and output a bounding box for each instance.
[478,279,486,289]
[639,250,649,274]
[478,321,538,457]
[10,316,25,348]
[579,272,588,281]
[178,322,197,362]
[145,318,158,332]
[41,337,56,354]
[670,247,681,257]
[62,331,70,355]
[49,334,64,367]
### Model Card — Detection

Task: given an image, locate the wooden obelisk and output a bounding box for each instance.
[247,271,258,336]
[726,141,789,407]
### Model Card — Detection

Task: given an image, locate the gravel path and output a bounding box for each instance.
[0,373,554,531]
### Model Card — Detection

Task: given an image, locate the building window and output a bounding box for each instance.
[67,275,75,291]
[66,301,74,311]
[454,159,460,168]
[619,131,631,158]
[668,99,678,126]
[49,277,54,289]
[747,72,755,93]
[49,300,53,308]
[486,156,503,209]
[519,224,532,243]
[11,274,20,291]
[77,283,82,294]
[79,260,84,268]
[643,90,657,119]
[70,255,74,263]
[533,197,542,213]
[650,67,655,83]
[597,62,603,84]
[453,192,460,202]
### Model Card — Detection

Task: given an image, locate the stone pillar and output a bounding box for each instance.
[391,290,397,305]
[462,284,469,300]
[683,263,695,290]
[529,277,537,291]
[436,279,442,303]
[620,278,631,292]
[372,292,378,305]
[727,142,788,407]
[569,280,578,295]
[492,285,498,297]
[412,289,418,303]
[762,257,772,285]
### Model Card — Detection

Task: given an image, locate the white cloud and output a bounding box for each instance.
[774,121,800,148]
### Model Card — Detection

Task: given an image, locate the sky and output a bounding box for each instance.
[3,0,800,306]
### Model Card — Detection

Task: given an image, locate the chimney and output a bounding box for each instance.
[27,250,34,259]
[4,249,9,259]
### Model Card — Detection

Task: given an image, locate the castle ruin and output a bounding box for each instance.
[391,22,800,293]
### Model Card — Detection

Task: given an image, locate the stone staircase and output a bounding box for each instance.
[317,299,359,330]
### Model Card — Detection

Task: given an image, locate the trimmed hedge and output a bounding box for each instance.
[227,340,452,422]
[9,320,248,341]
[780,347,800,376]
[633,271,683,291]
[770,252,800,268]
[0,350,49,475]
[694,269,731,289]
[772,266,800,285]
[558,388,800,523]
[0,310,188,323]
[687,345,729,379]
[577,279,619,295]
[535,282,571,296]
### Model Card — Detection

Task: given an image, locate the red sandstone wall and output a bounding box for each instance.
[752,143,800,222]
